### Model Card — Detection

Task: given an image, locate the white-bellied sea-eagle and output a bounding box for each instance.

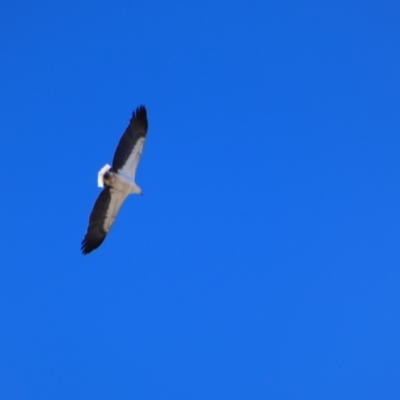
[81,105,148,255]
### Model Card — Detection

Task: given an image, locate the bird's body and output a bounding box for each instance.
[99,167,142,194]
[81,105,148,255]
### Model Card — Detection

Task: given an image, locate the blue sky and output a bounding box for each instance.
[1,1,399,399]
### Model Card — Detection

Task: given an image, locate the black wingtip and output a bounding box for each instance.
[81,236,106,255]
[133,105,147,125]
[135,104,146,115]
[81,239,91,255]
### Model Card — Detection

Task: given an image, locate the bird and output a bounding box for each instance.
[81,105,148,255]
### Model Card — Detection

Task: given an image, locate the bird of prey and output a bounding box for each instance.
[81,105,148,255]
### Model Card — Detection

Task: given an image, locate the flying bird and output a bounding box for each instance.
[81,105,148,255]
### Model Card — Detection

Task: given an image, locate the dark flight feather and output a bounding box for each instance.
[81,187,112,255]
[112,105,148,173]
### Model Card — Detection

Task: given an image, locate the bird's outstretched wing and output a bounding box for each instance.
[81,187,127,255]
[111,105,148,179]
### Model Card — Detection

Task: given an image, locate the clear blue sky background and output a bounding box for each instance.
[1,1,399,399]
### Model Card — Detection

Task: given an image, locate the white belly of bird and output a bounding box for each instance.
[97,164,141,194]
[112,172,141,194]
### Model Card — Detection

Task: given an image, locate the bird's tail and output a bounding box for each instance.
[97,164,111,188]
